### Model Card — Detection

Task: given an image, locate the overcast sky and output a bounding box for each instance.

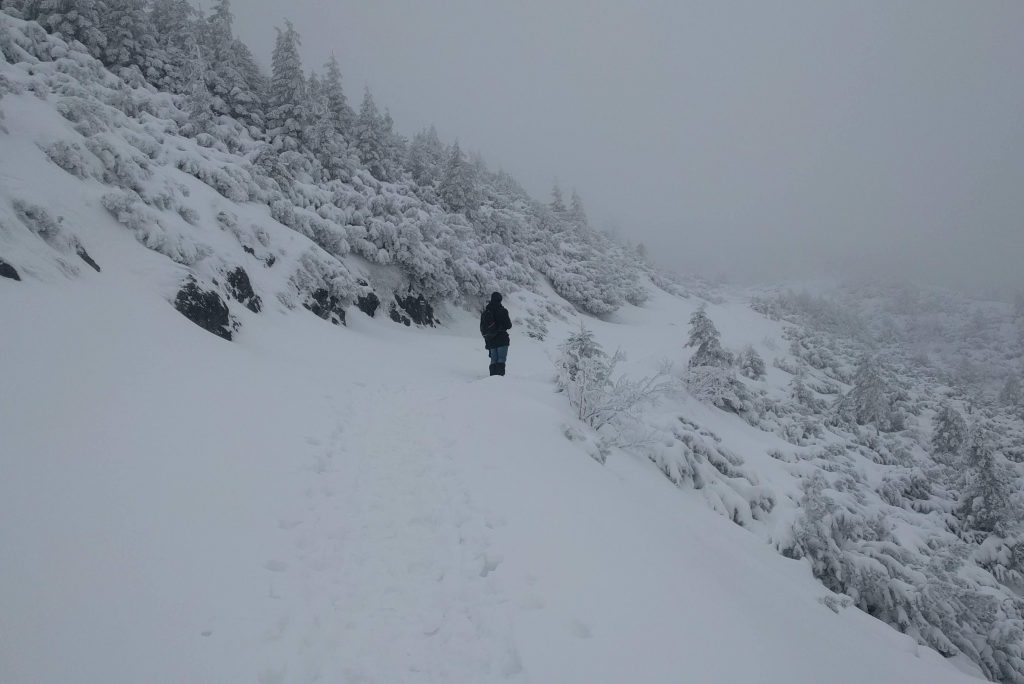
[228,0,1024,292]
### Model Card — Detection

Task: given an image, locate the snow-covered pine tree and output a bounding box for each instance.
[266,20,307,152]
[789,369,819,410]
[99,0,155,70]
[931,402,969,463]
[381,109,406,179]
[686,306,732,368]
[1000,374,1022,408]
[406,126,446,187]
[147,0,194,92]
[198,0,263,129]
[306,69,322,108]
[322,54,355,137]
[956,425,1018,538]
[569,189,588,227]
[438,140,479,215]
[354,86,389,181]
[225,40,266,131]
[25,0,107,56]
[840,354,892,429]
[684,307,746,412]
[550,182,566,213]
[302,67,355,181]
[181,40,215,138]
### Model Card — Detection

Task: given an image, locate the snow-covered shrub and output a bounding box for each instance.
[278,248,358,320]
[101,191,207,264]
[10,198,101,273]
[40,139,93,178]
[55,95,113,136]
[556,323,670,436]
[84,132,151,190]
[738,345,766,380]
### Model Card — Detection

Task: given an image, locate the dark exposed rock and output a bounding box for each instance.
[393,293,437,327]
[225,266,261,313]
[0,258,20,281]
[265,255,276,268]
[389,303,411,326]
[174,280,234,340]
[356,292,380,317]
[76,247,101,272]
[304,288,346,326]
[243,246,255,256]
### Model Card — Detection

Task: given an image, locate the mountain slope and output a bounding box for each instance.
[0,263,984,684]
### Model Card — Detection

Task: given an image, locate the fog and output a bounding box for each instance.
[227,0,1024,293]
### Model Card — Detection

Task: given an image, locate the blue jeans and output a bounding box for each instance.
[489,346,509,364]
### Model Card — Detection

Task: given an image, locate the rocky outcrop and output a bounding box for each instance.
[225,266,261,313]
[174,280,235,340]
[393,293,437,327]
[356,292,380,317]
[0,258,19,281]
[76,246,100,272]
[304,288,346,326]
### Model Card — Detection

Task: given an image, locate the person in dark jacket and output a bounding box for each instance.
[480,292,512,376]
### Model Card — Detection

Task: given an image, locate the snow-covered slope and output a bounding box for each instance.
[1,9,1018,684]
[0,256,983,684]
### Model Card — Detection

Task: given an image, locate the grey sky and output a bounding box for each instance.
[229,0,1024,292]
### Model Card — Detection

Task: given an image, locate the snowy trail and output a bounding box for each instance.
[254,380,524,683]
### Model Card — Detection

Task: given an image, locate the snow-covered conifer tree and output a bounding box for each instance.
[381,109,407,177]
[1000,374,1022,408]
[99,0,155,70]
[956,425,1017,537]
[569,189,588,227]
[438,140,479,215]
[27,0,107,55]
[931,402,969,462]
[840,354,891,429]
[302,67,355,181]
[406,126,446,187]
[198,0,263,129]
[182,41,215,137]
[686,306,732,368]
[266,20,307,151]
[790,370,818,410]
[322,54,355,136]
[354,86,389,180]
[550,182,566,213]
[147,0,195,92]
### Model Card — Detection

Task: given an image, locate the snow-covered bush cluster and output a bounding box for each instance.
[0,5,656,337]
[743,287,1024,683]
[554,287,1024,682]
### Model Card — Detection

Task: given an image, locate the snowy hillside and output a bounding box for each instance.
[0,266,988,684]
[2,5,1023,684]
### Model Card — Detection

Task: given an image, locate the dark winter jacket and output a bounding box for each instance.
[480,294,512,350]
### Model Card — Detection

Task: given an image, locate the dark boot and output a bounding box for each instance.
[489,363,499,376]
[497,362,506,376]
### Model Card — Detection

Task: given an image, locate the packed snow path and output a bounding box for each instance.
[0,278,982,684]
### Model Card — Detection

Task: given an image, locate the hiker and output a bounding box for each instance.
[480,291,512,376]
